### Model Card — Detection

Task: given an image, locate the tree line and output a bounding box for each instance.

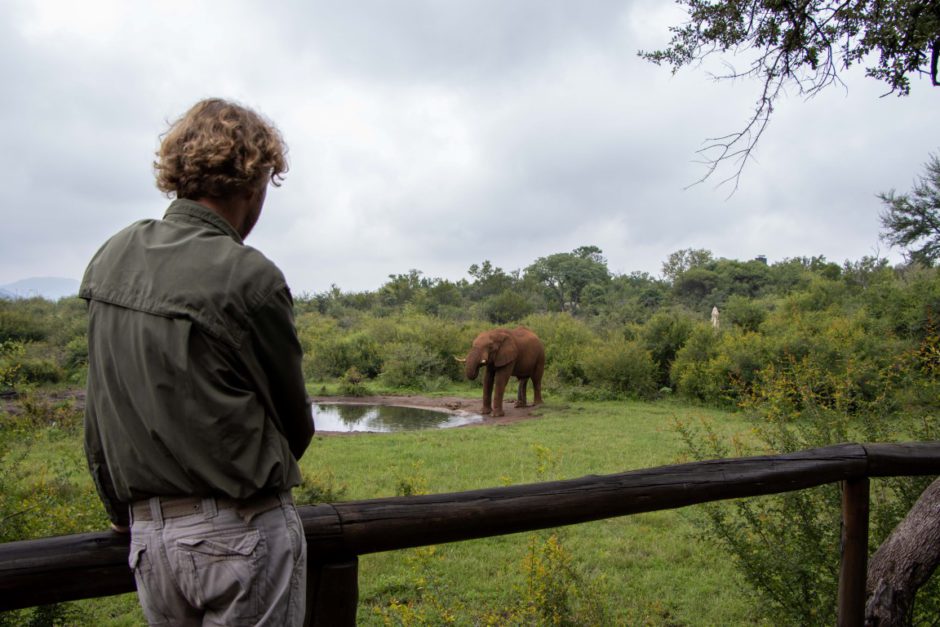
[3,245,939,409]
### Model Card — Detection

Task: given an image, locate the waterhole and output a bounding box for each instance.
[313,403,483,433]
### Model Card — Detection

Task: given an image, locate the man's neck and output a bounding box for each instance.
[194,195,253,239]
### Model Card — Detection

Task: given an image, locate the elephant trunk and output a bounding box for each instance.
[465,348,486,380]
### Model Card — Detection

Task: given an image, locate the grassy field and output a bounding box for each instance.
[2,391,771,625]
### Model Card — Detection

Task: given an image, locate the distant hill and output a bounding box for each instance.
[0,277,80,301]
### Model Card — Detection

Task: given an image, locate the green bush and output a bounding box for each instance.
[0,303,49,343]
[379,342,443,389]
[295,467,348,504]
[523,313,598,385]
[583,337,656,399]
[338,367,369,397]
[672,327,769,406]
[722,294,767,332]
[677,348,940,625]
[483,290,535,324]
[670,324,722,403]
[302,331,382,381]
[16,357,64,385]
[0,340,25,391]
[640,309,696,387]
[64,334,88,370]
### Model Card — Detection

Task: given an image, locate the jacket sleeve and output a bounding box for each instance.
[251,286,314,460]
[83,404,130,527]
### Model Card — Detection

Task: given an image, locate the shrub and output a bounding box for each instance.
[295,467,348,504]
[640,309,696,387]
[64,335,88,371]
[583,337,656,399]
[0,340,25,392]
[722,294,767,332]
[0,305,48,343]
[483,290,534,324]
[672,327,769,406]
[338,367,368,397]
[677,351,940,625]
[523,313,598,385]
[379,343,442,389]
[670,324,722,403]
[302,332,382,381]
[16,357,63,385]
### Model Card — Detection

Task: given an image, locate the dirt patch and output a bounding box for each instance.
[311,394,543,429]
[2,388,86,416]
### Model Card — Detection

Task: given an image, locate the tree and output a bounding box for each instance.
[524,246,610,313]
[641,1,940,187]
[661,248,714,283]
[483,290,535,324]
[673,266,721,310]
[466,260,516,300]
[880,152,940,265]
[380,270,429,307]
[866,478,940,626]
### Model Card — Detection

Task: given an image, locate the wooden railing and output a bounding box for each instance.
[1,442,939,625]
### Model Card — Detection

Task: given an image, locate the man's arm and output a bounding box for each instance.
[251,286,314,460]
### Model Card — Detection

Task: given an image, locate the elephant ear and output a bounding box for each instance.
[493,332,518,368]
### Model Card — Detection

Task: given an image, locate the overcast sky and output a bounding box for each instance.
[1,0,936,295]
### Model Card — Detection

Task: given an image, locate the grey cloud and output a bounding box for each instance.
[274,1,631,84]
[0,0,936,293]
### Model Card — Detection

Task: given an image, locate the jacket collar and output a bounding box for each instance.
[163,198,243,244]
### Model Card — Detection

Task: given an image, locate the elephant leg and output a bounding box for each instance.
[492,368,512,417]
[532,363,544,406]
[481,368,494,415]
[516,377,528,408]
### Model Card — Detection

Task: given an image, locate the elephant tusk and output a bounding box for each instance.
[480,359,487,365]
[454,356,467,363]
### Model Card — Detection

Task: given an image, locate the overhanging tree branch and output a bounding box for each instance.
[641,0,940,189]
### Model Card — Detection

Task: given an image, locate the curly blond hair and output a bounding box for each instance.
[154,98,288,199]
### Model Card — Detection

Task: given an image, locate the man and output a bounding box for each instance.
[81,98,314,626]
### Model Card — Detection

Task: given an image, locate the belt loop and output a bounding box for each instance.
[148,496,164,529]
[202,496,218,519]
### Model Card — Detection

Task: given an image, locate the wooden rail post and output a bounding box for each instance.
[838,477,870,627]
[304,556,359,626]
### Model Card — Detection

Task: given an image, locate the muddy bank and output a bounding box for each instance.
[311,394,543,428]
[3,389,543,428]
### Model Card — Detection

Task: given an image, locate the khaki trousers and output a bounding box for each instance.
[128,493,306,626]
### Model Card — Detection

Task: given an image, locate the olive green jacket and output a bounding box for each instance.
[81,199,313,526]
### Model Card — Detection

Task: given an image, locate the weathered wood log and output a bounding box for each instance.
[304,557,359,627]
[865,476,940,626]
[328,443,872,555]
[838,478,870,627]
[864,443,940,477]
[0,530,134,607]
[1,442,939,611]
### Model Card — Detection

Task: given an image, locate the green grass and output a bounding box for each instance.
[1,393,770,625]
[302,398,767,625]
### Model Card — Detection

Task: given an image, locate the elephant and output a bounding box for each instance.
[459,326,544,417]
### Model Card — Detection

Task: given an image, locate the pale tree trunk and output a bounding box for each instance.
[865,477,940,626]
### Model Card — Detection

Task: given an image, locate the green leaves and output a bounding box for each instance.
[524,247,611,313]
[641,1,940,184]
[880,152,940,266]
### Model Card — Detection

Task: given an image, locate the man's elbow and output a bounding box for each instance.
[290,412,315,460]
